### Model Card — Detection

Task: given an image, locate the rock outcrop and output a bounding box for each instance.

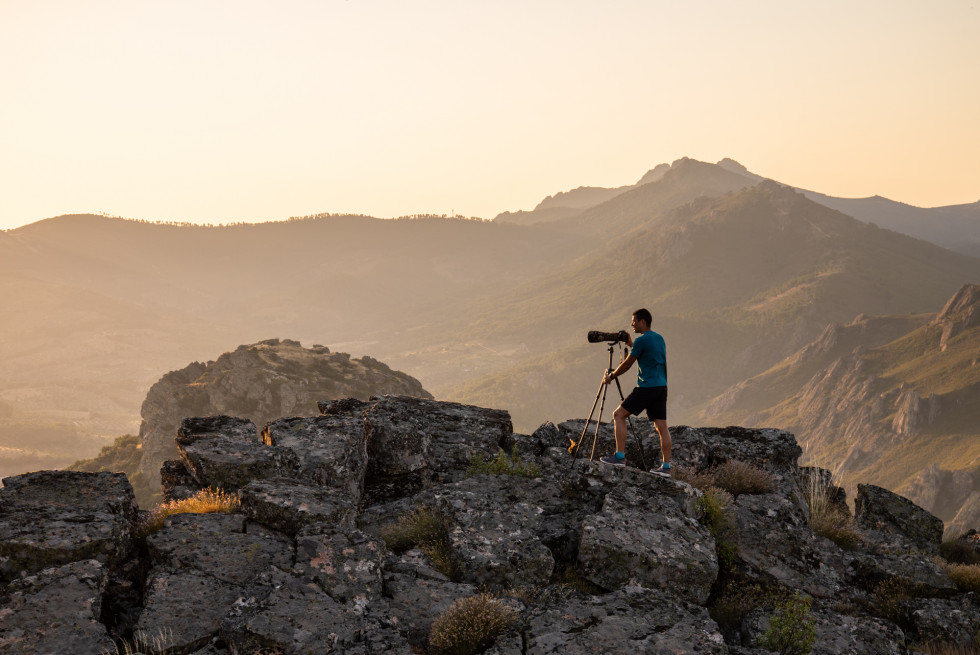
[2,396,979,654]
[138,339,431,496]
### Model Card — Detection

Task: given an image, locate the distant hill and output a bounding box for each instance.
[798,192,980,257]
[699,284,980,535]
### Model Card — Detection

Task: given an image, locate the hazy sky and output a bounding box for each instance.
[2,1,978,229]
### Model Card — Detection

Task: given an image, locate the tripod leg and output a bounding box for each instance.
[613,378,648,470]
[571,380,605,459]
[589,381,610,461]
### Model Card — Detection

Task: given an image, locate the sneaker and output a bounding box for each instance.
[599,456,626,468]
[650,464,672,478]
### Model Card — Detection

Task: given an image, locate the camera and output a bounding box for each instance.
[587,330,629,344]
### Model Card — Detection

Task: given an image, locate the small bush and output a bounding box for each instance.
[429,593,518,655]
[941,536,980,565]
[380,507,461,581]
[467,445,541,478]
[757,591,816,655]
[696,486,734,535]
[710,460,776,496]
[938,560,980,593]
[872,577,913,626]
[709,581,770,634]
[677,460,775,497]
[136,488,240,539]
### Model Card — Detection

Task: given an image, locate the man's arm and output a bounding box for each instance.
[603,354,636,384]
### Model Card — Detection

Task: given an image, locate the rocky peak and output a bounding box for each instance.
[137,339,431,499]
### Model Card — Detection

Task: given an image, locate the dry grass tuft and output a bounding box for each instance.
[676,459,775,497]
[938,560,980,593]
[429,593,518,655]
[799,468,861,550]
[100,628,173,655]
[136,488,240,539]
[380,507,462,581]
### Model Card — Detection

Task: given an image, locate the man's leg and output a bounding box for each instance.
[600,405,632,467]
[613,405,631,453]
[653,418,671,464]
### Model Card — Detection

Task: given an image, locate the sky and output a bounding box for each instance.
[1,0,979,229]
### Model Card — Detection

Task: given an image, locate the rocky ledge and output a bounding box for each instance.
[1,396,978,654]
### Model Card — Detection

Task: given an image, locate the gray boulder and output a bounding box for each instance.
[176,416,286,492]
[578,477,718,604]
[744,608,907,655]
[145,513,293,587]
[160,458,202,501]
[850,551,957,597]
[430,475,557,588]
[0,559,114,655]
[239,477,358,536]
[0,470,137,582]
[136,568,247,655]
[263,414,369,501]
[488,585,727,655]
[855,484,944,555]
[294,529,386,606]
[907,594,980,646]
[382,570,479,648]
[671,425,803,473]
[730,492,852,601]
[363,395,512,495]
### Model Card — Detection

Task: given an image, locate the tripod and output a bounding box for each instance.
[569,342,647,469]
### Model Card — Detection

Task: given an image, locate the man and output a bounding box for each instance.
[599,308,672,477]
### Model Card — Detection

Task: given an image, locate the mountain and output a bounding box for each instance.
[799,192,980,257]
[446,180,980,431]
[699,284,980,535]
[1,157,978,497]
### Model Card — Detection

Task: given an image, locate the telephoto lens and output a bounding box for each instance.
[587,330,626,343]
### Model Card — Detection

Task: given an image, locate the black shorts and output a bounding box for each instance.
[621,386,667,421]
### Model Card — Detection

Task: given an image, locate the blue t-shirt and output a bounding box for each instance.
[630,330,667,388]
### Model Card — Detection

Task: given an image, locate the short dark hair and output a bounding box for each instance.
[633,308,652,326]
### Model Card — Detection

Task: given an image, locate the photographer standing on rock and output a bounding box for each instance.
[599,308,672,477]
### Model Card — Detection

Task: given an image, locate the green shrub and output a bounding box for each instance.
[696,486,734,534]
[136,488,240,540]
[380,507,461,581]
[757,591,816,655]
[696,486,738,573]
[466,445,541,478]
[429,593,518,655]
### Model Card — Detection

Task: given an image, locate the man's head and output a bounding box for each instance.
[631,308,652,332]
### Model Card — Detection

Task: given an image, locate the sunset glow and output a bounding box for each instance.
[1,0,978,229]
